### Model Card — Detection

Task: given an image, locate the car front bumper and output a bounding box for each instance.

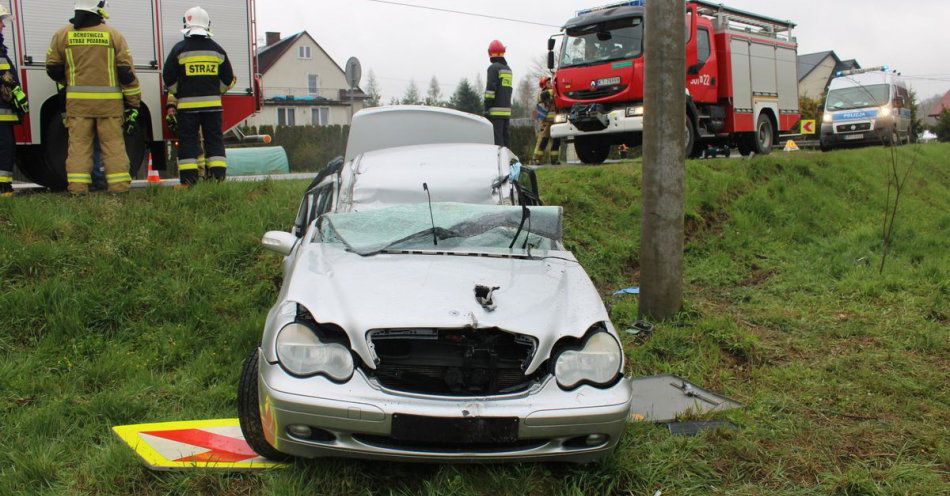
[551,110,643,139]
[256,350,633,463]
[820,120,893,148]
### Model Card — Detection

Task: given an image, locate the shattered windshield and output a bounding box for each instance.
[560,17,643,68]
[319,203,563,256]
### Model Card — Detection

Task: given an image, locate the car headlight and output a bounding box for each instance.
[822,112,833,123]
[626,105,644,117]
[879,105,891,118]
[554,113,568,124]
[554,331,622,389]
[276,322,354,381]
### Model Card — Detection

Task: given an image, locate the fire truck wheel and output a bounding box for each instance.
[686,117,701,159]
[754,114,775,155]
[574,139,610,165]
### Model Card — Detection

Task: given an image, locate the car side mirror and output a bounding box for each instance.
[547,51,555,70]
[895,96,905,107]
[262,231,297,256]
[548,38,556,51]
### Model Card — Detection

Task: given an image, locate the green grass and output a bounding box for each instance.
[1,144,948,495]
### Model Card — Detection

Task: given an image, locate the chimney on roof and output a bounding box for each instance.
[265,32,281,47]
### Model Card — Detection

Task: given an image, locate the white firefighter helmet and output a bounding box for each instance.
[0,5,12,20]
[75,0,109,18]
[182,6,212,37]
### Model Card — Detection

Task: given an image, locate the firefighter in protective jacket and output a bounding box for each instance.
[484,40,513,148]
[0,6,28,197]
[46,0,141,194]
[532,76,561,165]
[163,6,236,186]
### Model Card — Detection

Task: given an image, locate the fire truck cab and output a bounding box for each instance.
[4,0,261,190]
[548,0,800,164]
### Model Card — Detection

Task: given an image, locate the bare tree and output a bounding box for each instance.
[365,70,382,108]
[426,76,443,106]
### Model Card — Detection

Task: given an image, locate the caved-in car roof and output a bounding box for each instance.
[347,143,508,211]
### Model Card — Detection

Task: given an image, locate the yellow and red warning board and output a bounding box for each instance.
[801,119,817,134]
[112,419,287,471]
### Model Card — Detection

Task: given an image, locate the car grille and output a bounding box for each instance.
[837,122,871,133]
[367,328,539,396]
[352,434,546,453]
[566,84,627,100]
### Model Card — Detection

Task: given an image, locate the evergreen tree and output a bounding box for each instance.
[401,80,422,105]
[365,70,382,108]
[935,108,950,142]
[449,78,483,115]
[426,76,443,106]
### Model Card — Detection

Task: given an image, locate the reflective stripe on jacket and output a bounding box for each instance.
[163,37,235,112]
[484,58,513,119]
[46,24,140,117]
[0,53,21,124]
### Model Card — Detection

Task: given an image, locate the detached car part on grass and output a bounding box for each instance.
[238,107,633,463]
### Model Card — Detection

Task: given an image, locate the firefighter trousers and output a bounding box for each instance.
[489,117,510,148]
[66,116,131,194]
[0,124,15,194]
[533,121,561,164]
[178,111,226,185]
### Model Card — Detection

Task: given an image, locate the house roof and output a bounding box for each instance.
[797,51,837,82]
[928,90,950,117]
[257,32,305,74]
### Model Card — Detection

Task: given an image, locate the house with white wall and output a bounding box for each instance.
[797,51,861,99]
[245,31,367,128]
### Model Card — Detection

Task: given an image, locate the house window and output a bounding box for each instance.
[308,74,320,95]
[298,46,311,59]
[278,107,296,126]
[311,107,330,126]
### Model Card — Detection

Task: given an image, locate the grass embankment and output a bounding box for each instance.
[1,144,947,495]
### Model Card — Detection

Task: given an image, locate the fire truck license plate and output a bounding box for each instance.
[844,134,864,140]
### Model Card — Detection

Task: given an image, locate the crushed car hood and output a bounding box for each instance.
[282,243,611,375]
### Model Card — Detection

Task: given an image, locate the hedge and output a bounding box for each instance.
[240,122,547,172]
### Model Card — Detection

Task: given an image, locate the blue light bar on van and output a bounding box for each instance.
[577,0,645,17]
[836,66,890,77]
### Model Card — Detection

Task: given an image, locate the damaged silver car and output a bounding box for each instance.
[238,107,633,463]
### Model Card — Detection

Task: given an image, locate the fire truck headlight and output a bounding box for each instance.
[554,113,568,124]
[625,106,644,117]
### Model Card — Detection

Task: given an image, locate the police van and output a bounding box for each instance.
[819,67,911,151]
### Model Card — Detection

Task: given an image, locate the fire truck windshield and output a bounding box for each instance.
[560,17,643,69]
[826,84,890,111]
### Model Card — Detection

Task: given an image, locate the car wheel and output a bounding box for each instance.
[237,349,293,461]
[754,114,774,155]
[574,138,610,165]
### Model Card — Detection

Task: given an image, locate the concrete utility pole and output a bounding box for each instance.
[640,0,686,320]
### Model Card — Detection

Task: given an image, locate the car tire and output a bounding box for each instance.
[754,114,774,155]
[237,349,293,462]
[574,138,610,165]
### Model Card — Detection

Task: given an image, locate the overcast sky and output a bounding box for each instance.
[258,0,950,102]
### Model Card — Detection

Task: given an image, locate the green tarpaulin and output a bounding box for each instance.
[225,147,290,176]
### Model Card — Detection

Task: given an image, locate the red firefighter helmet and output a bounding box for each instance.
[539,76,551,89]
[488,40,506,58]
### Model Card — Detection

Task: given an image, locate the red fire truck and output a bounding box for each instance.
[6,0,262,189]
[547,0,800,164]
